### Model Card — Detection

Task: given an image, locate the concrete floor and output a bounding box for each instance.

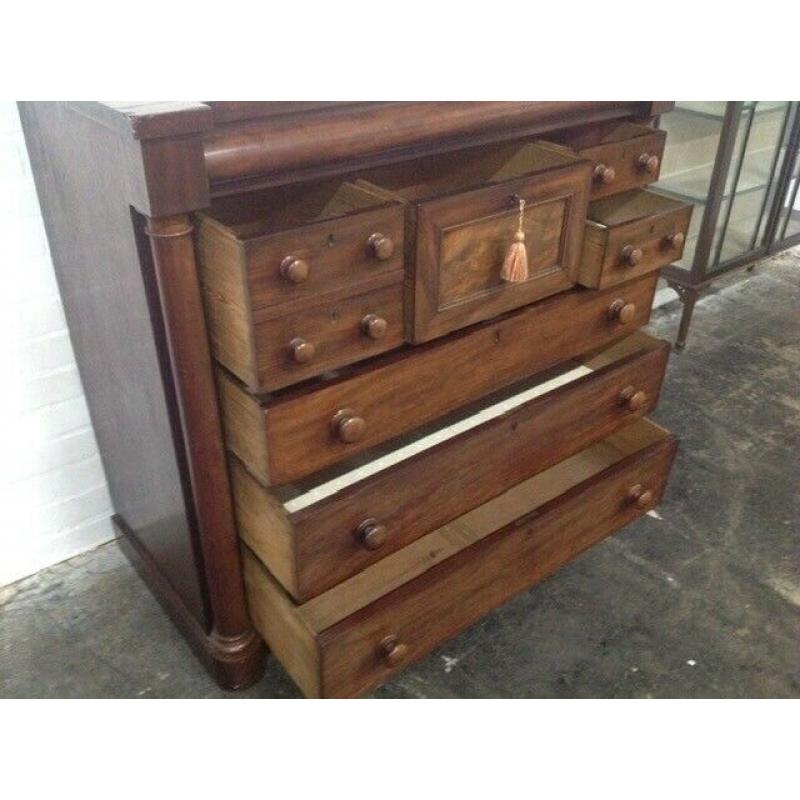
[2,251,799,698]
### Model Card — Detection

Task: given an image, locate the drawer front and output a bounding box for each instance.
[252,278,404,392]
[410,161,591,341]
[580,126,666,199]
[235,334,670,600]
[580,190,693,289]
[317,430,677,698]
[248,272,659,485]
[245,203,405,308]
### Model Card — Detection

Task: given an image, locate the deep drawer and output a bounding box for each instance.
[580,189,693,288]
[196,180,405,392]
[357,140,592,342]
[243,418,678,698]
[218,272,659,486]
[233,332,670,600]
[547,122,667,199]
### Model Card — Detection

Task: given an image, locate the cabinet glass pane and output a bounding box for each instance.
[655,102,725,268]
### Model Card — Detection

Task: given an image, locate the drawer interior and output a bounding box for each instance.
[272,331,664,511]
[357,140,582,202]
[200,180,393,239]
[587,188,690,229]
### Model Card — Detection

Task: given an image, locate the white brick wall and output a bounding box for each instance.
[0,102,114,586]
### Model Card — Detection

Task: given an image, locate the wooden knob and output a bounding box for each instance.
[621,245,644,267]
[593,163,616,185]
[367,232,394,261]
[357,518,388,551]
[664,231,685,250]
[619,385,647,411]
[607,299,637,325]
[279,256,309,284]
[637,153,660,175]
[288,337,315,364]
[331,408,366,443]
[360,313,388,340]
[628,483,654,509]
[380,635,408,667]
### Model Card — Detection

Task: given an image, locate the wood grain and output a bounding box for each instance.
[218,272,659,485]
[243,419,678,697]
[580,189,694,287]
[233,333,670,599]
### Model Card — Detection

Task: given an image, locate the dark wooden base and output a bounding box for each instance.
[113,515,266,690]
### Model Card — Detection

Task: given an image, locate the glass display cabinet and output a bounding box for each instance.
[655,101,800,349]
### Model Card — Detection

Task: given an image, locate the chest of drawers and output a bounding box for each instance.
[21,101,687,696]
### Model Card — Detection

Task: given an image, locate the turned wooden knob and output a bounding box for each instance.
[367,232,394,261]
[593,163,616,185]
[288,337,315,364]
[331,408,366,443]
[360,313,388,340]
[357,518,388,551]
[608,298,637,324]
[664,231,685,250]
[279,256,310,284]
[637,153,660,175]
[628,483,654,509]
[621,245,644,267]
[619,385,647,411]
[380,635,408,667]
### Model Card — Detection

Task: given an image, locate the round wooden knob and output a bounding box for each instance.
[607,298,637,325]
[628,483,654,509]
[637,153,660,175]
[288,337,315,364]
[380,635,408,667]
[619,385,647,411]
[360,313,388,340]
[279,256,310,284]
[331,408,366,443]
[665,231,685,250]
[357,518,388,551]
[593,163,616,185]
[621,245,644,267]
[367,232,394,261]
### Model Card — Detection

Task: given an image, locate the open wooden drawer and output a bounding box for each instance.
[232,332,670,600]
[196,180,405,393]
[580,189,693,288]
[218,273,658,486]
[356,140,592,342]
[545,121,667,199]
[243,418,678,698]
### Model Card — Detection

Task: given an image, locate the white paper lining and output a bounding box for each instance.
[284,363,594,514]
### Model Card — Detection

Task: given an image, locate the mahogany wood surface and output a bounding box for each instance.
[580,189,693,287]
[218,272,659,485]
[243,420,678,697]
[234,333,670,600]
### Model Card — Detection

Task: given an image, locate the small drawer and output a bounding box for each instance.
[357,140,592,342]
[218,272,659,486]
[243,418,678,698]
[249,278,403,392]
[579,189,693,288]
[196,180,405,392]
[232,332,670,600]
[548,122,667,199]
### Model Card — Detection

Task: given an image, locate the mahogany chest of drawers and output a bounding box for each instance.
[21,101,687,697]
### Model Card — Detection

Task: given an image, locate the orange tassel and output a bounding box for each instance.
[501,198,528,283]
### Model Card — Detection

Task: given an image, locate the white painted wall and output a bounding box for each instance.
[0,102,114,586]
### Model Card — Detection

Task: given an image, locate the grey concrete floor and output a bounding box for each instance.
[2,251,799,698]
